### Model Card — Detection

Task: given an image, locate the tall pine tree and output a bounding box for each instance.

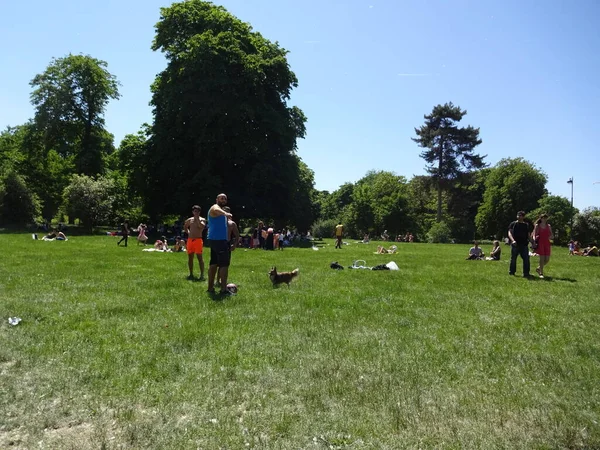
[413,103,485,222]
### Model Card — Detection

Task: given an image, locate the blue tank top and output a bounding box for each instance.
[208,214,228,240]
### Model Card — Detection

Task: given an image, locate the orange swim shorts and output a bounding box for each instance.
[187,238,203,255]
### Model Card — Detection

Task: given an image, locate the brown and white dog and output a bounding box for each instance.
[268,267,299,287]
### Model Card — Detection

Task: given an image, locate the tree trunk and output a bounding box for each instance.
[437,182,443,223]
[437,140,443,222]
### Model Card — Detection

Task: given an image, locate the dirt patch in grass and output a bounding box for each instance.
[43,422,95,448]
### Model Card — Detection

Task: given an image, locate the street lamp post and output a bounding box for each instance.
[567,177,574,238]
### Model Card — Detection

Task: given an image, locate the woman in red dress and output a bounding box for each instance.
[533,214,553,278]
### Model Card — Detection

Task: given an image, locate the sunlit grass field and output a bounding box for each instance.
[1,234,599,449]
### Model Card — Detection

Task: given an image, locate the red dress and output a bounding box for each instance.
[536,224,551,256]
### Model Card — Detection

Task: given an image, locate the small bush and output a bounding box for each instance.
[311,218,338,239]
[427,221,452,243]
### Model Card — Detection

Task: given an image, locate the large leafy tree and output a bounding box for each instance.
[288,159,318,231]
[62,175,115,231]
[310,189,331,224]
[319,183,355,222]
[0,170,41,226]
[446,169,490,242]
[338,171,410,238]
[30,54,120,175]
[476,158,547,239]
[112,128,150,200]
[0,126,27,173]
[0,124,72,220]
[413,103,486,222]
[572,207,600,245]
[406,175,437,239]
[147,0,309,221]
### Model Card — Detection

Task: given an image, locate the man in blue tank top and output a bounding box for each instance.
[207,193,233,295]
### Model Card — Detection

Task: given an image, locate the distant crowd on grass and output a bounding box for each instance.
[107,218,314,252]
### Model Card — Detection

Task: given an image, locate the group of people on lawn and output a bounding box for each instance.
[467,210,553,279]
[116,222,148,246]
[250,222,295,250]
[568,240,599,257]
[465,240,502,261]
[100,207,591,286]
[181,195,239,296]
[115,194,238,296]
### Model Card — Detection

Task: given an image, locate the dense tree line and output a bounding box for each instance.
[0,0,596,244]
[312,161,583,245]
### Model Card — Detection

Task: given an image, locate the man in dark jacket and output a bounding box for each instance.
[508,211,532,277]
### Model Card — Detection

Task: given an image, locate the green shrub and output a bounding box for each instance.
[0,170,41,226]
[427,221,453,243]
[311,218,338,239]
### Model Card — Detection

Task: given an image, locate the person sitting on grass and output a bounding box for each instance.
[466,241,484,260]
[154,236,170,252]
[485,240,501,260]
[173,236,186,252]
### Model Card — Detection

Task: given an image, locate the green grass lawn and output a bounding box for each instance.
[1,234,599,449]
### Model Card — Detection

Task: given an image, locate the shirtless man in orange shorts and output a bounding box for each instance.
[184,205,206,280]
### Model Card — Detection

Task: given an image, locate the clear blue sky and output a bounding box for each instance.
[1,0,599,210]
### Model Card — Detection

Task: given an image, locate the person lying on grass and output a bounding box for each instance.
[42,229,67,241]
[376,245,397,254]
[583,243,599,257]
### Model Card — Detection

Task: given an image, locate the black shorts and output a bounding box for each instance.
[209,240,231,267]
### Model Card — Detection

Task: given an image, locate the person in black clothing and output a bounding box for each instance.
[265,226,274,250]
[117,221,129,247]
[257,221,266,249]
[508,211,532,277]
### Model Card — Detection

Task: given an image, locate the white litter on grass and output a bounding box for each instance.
[8,317,22,326]
[312,246,319,251]
[386,261,399,271]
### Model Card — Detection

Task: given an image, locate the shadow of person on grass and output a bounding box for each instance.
[526,276,577,283]
[541,276,577,283]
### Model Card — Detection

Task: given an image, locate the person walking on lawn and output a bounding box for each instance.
[335,222,344,249]
[508,210,532,277]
